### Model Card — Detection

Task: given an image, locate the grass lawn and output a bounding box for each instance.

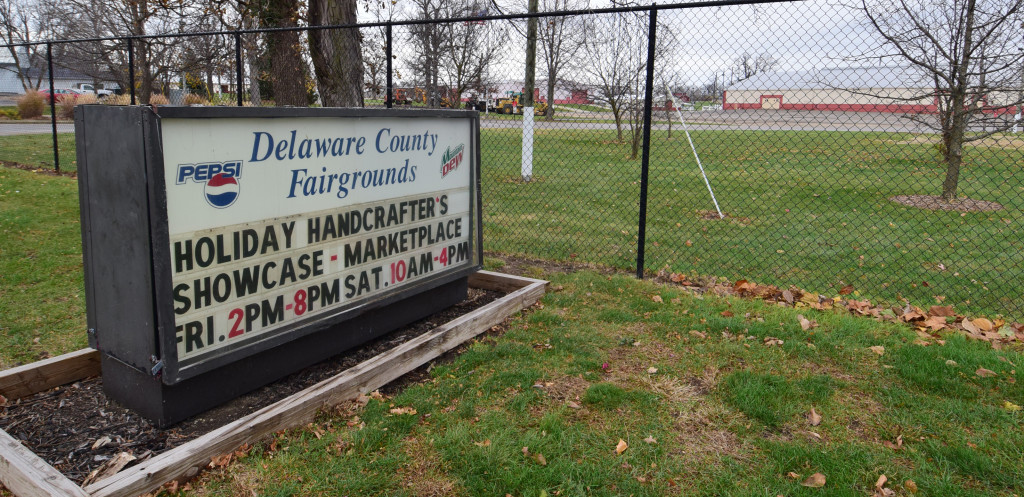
[0,131,1022,496]
[184,265,1023,496]
[0,133,76,171]
[479,128,1024,319]
[0,168,86,368]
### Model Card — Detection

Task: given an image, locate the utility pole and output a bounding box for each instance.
[521,0,539,181]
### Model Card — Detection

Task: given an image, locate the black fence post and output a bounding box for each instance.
[234,32,244,106]
[128,38,136,105]
[386,24,393,109]
[46,43,60,173]
[635,6,658,279]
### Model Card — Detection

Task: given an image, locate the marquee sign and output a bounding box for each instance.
[75,106,481,425]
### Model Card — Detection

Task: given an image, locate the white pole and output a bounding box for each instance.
[521,108,534,181]
[1014,112,1020,134]
[666,85,724,219]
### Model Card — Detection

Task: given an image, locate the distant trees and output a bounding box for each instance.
[0,0,52,91]
[861,0,1024,201]
[732,52,777,81]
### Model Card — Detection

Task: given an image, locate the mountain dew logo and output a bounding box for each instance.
[440,144,465,178]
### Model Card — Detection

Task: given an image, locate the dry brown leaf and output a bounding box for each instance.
[389,406,418,415]
[643,436,658,444]
[647,367,659,374]
[839,284,854,295]
[734,280,757,293]
[962,318,981,335]
[929,305,955,317]
[533,453,547,466]
[870,345,885,356]
[875,474,888,490]
[764,337,784,346]
[474,439,491,447]
[721,310,734,317]
[566,400,582,409]
[797,314,817,331]
[689,330,707,339]
[922,315,947,331]
[652,295,664,303]
[801,472,826,488]
[905,480,918,494]
[522,446,530,457]
[975,367,997,378]
[808,408,822,426]
[615,439,628,454]
[786,471,801,480]
[782,290,795,304]
[973,318,994,331]
[91,436,112,450]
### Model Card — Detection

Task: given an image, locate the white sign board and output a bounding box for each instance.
[160,115,478,368]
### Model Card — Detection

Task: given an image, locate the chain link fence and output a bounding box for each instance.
[2,0,1022,318]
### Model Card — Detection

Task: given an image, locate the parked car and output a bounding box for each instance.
[38,88,78,103]
[75,83,114,96]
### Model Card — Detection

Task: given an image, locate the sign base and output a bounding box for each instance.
[101,277,468,427]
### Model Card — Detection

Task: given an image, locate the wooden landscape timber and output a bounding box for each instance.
[0,271,547,497]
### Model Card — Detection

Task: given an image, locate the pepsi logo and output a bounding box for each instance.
[204,173,240,208]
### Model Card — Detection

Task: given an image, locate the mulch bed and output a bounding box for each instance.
[0,287,502,485]
[889,194,1004,212]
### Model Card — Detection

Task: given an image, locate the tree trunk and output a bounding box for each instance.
[545,78,556,120]
[309,0,364,107]
[266,0,307,107]
[940,0,977,202]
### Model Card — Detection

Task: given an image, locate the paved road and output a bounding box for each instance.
[0,122,75,136]
[481,109,939,134]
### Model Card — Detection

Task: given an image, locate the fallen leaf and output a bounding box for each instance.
[566,400,582,409]
[945,359,958,367]
[975,367,997,378]
[533,453,547,466]
[689,330,707,339]
[875,474,888,490]
[647,367,658,374]
[905,480,918,494]
[922,315,947,331]
[929,305,955,316]
[786,471,801,480]
[764,336,784,346]
[870,345,885,356]
[615,439,628,454]
[973,318,994,331]
[522,446,530,457]
[801,472,826,488]
[389,406,418,415]
[782,290,795,304]
[1004,401,1021,412]
[962,318,981,335]
[721,310,734,317]
[808,408,822,426]
[643,436,658,444]
[474,439,492,447]
[652,295,663,303]
[839,284,854,295]
[797,314,817,331]
[997,325,1015,338]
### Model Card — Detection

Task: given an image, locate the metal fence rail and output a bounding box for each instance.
[2,0,1022,319]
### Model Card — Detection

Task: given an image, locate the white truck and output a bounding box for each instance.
[74,83,115,96]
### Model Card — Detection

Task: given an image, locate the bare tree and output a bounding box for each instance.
[0,0,52,90]
[406,0,445,106]
[861,0,1024,201]
[439,0,503,106]
[732,52,777,81]
[538,0,588,119]
[308,0,363,107]
[579,10,674,158]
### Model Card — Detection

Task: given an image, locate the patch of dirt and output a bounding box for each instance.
[0,160,76,177]
[889,194,1004,212]
[0,288,502,484]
